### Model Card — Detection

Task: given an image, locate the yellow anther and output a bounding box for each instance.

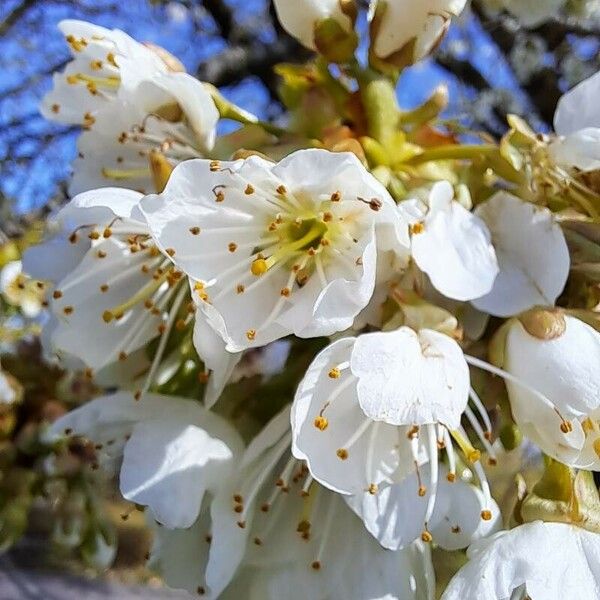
[418,485,427,497]
[481,510,493,521]
[246,329,256,341]
[280,287,291,297]
[421,530,433,543]
[336,448,348,460]
[228,242,238,253]
[245,184,255,195]
[251,258,268,276]
[314,416,329,431]
[409,222,425,235]
[276,185,287,195]
[367,483,378,495]
[593,438,600,459]
[560,420,573,434]
[446,472,456,483]
[106,52,118,67]
[90,59,103,70]
[328,367,341,379]
[189,226,201,235]
[330,191,341,202]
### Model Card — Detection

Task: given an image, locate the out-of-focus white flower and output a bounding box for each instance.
[71,71,219,195]
[0,260,44,318]
[0,366,21,407]
[495,311,600,469]
[272,0,355,51]
[41,20,167,127]
[472,192,570,317]
[369,0,467,65]
[400,181,499,302]
[156,406,436,599]
[441,521,600,599]
[291,329,501,548]
[550,70,600,172]
[481,0,566,27]
[49,391,243,529]
[140,149,410,353]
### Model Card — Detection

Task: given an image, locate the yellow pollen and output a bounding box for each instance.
[251,258,268,276]
[246,329,256,341]
[63,306,74,315]
[560,420,573,434]
[280,287,291,297]
[418,485,427,497]
[331,191,341,202]
[336,448,348,460]
[421,531,433,543]
[328,367,341,379]
[593,438,600,459]
[481,510,493,521]
[189,227,201,235]
[276,185,287,195]
[103,227,112,238]
[88,230,100,240]
[322,212,333,222]
[97,250,107,259]
[228,242,238,253]
[90,59,103,70]
[245,184,255,195]
[209,160,220,172]
[410,222,425,235]
[368,483,378,495]
[314,416,329,431]
[165,248,176,257]
[52,290,63,300]
[236,284,245,294]
[106,52,118,67]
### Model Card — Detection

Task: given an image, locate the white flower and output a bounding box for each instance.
[550,69,600,172]
[0,366,21,407]
[291,329,501,548]
[400,181,499,302]
[71,71,219,195]
[140,149,410,353]
[0,260,44,318]
[49,391,243,529]
[441,521,600,600]
[272,0,355,51]
[472,191,570,318]
[482,0,567,27]
[41,19,167,127]
[156,406,436,600]
[369,0,467,64]
[498,312,600,469]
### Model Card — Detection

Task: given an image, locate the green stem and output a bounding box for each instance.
[406,144,498,164]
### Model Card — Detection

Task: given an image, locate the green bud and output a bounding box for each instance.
[499,422,523,451]
[314,17,358,64]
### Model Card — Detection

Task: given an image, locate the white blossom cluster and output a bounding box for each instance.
[10,2,600,598]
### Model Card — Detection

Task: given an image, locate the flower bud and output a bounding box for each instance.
[369,0,467,70]
[273,0,356,55]
[517,307,566,340]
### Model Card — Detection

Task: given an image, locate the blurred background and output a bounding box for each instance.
[0,0,598,596]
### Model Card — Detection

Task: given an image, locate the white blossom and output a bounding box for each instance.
[49,391,243,529]
[472,191,570,317]
[155,406,437,600]
[400,181,499,302]
[71,71,219,195]
[291,330,501,548]
[441,521,600,599]
[140,149,410,353]
[41,19,167,127]
[272,0,354,51]
[0,260,44,318]
[550,69,600,172]
[369,0,467,64]
[498,313,600,469]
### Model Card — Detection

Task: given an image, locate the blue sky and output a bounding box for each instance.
[0,0,547,213]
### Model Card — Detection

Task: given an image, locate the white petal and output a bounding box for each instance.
[50,237,162,370]
[193,306,242,408]
[554,70,600,135]
[351,328,470,429]
[504,316,600,468]
[441,522,600,600]
[473,192,569,317]
[292,338,401,494]
[411,182,498,301]
[120,418,234,528]
[548,128,600,172]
